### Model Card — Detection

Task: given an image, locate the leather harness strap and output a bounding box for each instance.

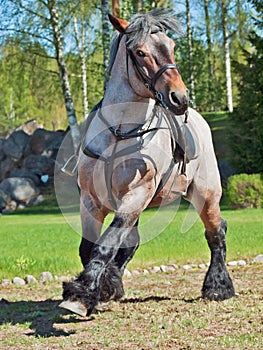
[81,32,190,209]
[126,47,180,110]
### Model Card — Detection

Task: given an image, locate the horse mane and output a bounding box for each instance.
[126,8,183,49]
[107,31,123,76]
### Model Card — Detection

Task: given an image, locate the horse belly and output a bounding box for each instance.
[148,173,188,207]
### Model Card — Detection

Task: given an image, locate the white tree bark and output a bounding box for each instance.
[186,0,196,108]
[221,0,233,113]
[74,16,89,119]
[203,0,215,111]
[101,0,111,86]
[48,0,80,151]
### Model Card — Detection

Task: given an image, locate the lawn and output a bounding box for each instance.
[0,202,262,280]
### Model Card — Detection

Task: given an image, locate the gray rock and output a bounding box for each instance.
[2,130,30,161]
[0,177,40,204]
[13,277,26,286]
[0,157,15,181]
[182,264,192,270]
[15,119,43,135]
[169,263,179,270]
[132,269,140,276]
[28,194,45,207]
[160,265,168,272]
[151,266,161,273]
[9,169,41,186]
[3,200,17,213]
[1,279,11,286]
[58,276,71,282]
[29,128,64,158]
[123,269,132,278]
[227,261,238,266]
[23,154,54,176]
[40,271,53,283]
[198,264,207,269]
[237,260,246,266]
[253,254,263,263]
[26,275,38,284]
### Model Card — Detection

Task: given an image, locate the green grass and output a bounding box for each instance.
[0,202,262,279]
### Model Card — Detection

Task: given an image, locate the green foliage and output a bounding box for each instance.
[0,39,66,132]
[228,1,263,173]
[226,174,262,209]
[118,0,173,18]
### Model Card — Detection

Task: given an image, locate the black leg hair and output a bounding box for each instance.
[62,213,138,315]
[99,221,140,302]
[202,218,235,301]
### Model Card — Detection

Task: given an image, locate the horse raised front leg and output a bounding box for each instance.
[187,184,235,301]
[61,213,139,316]
[100,221,140,302]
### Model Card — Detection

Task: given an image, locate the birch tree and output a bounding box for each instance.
[74,16,89,119]
[0,0,81,150]
[221,0,233,112]
[186,0,196,108]
[203,0,215,110]
[48,0,80,150]
[101,0,111,86]
[112,0,120,17]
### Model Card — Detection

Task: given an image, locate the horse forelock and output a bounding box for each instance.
[125,8,183,49]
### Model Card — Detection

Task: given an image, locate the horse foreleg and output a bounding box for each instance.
[61,212,139,316]
[79,192,109,267]
[100,221,140,302]
[187,185,235,301]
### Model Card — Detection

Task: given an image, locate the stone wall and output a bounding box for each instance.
[0,120,66,212]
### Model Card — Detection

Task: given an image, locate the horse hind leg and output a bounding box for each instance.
[202,217,235,301]
[187,185,235,301]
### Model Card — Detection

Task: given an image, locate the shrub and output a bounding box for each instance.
[226,174,262,209]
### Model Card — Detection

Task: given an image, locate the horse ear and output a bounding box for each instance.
[108,13,129,34]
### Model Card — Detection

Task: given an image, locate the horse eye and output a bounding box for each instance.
[136,50,146,58]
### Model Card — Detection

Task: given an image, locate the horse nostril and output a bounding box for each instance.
[169,91,181,106]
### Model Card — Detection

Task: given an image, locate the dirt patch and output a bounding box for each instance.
[0,265,262,349]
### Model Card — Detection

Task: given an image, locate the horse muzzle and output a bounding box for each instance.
[168,89,189,115]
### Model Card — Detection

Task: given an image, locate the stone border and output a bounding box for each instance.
[1,255,262,287]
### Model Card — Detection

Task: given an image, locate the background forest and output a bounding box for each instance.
[0,0,262,174]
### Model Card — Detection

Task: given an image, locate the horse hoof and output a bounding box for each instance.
[59,300,87,317]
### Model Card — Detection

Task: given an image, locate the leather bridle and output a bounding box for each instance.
[126,44,181,110]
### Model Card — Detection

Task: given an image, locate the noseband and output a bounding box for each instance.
[126,46,180,110]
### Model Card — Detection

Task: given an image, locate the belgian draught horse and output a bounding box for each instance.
[60,9,235,317]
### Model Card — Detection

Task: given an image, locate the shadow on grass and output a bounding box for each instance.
[0,298,92,338]
[120,295,171,304]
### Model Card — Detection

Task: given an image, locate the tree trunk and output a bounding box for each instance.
[203,0,215,111]
[101,0,111,86]
[221,0,233,113]
[186,0,196,108]
[74,16,89,119]
[48,0,80,151]
[112,0,120,17]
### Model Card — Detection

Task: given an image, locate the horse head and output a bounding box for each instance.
[109,10,189,115]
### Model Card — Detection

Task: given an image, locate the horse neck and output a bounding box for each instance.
[102,39,154,126]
